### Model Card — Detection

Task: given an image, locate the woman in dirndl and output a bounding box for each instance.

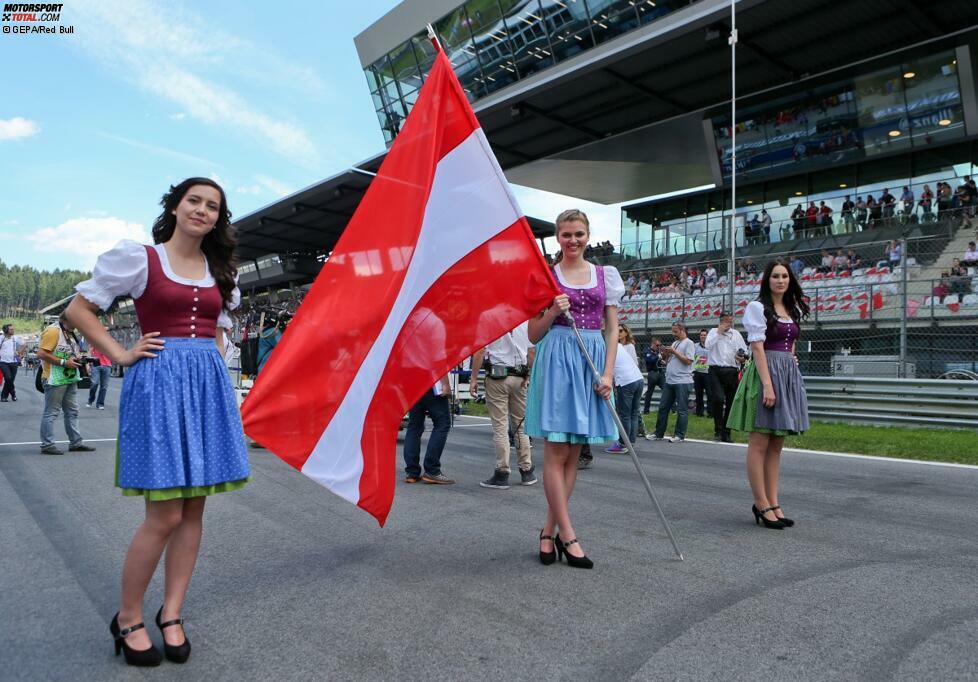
[727,260,809,530]
[526,209,624,569]
[66,178,249,666]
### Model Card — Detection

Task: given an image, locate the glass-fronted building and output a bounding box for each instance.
[363,0,694,144]
[621,48,977,260]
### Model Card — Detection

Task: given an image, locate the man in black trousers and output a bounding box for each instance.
[642,338,665,414]
[704,313,747,442]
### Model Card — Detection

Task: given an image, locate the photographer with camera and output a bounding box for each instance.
[471,321,536,490]
[36,313,96,455]
[705,311,748,443]
[257,310,290,374]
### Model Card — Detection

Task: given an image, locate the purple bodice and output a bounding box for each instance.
[764,319,799,352]
[552,265,606,330]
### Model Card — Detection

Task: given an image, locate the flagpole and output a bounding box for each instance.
[563,313,685,561]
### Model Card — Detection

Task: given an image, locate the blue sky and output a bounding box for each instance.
[0,0,624,272]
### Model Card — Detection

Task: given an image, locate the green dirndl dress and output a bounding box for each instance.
[726,360,802,437]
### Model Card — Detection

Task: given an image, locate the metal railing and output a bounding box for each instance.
[804,376,978,429]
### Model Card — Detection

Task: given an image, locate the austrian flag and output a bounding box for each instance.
[241,49,558,525]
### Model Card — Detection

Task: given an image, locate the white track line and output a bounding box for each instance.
[0,438,118,447]
[681,437,978,470]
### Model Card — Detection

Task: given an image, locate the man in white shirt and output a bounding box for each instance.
[704,312,748,442]
[963,241,978,268]
[647,322,695,443]
[0,323,26,402]
[471,321,536,489]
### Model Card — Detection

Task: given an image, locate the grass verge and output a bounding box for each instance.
[458,401,977,466]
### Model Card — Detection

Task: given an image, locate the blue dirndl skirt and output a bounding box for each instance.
[117,337,250,492]
[525,326,618,444]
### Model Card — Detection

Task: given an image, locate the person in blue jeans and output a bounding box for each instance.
[403,374,455,484]
[607,326,644,453]
[648,322,695,443]
[86,347,113,409]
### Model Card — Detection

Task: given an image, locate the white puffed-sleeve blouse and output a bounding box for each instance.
[75,240,240,329]
[742,301,768,343]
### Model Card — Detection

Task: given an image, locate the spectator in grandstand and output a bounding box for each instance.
[901,186,914,217]
[933,276,950,303]
[761,210,772,243]
[949,258,971,295]
[745,215,758,244]
[642,337,666,414]
[963,241,978,268]
[705,312,747,442]
[791,204,805,237]
[805,202,818,234]
[692,329,711,418]
[841,196,855,231]
[880,240,902,269]
[956,177,975,218]
[727,261,810,529]
[744,258,758,276]
[880,188,896,220]
[938,182,953,219]
[818,249,834,274]
[647,322,694,443]
[833,249,849,274]
[818,201,833,235]
[704,262,718,287]
[638,274,650,295]
[867,195,882,227]
[919,184,934,221]
[606,325,643,454]
[855,196,868,229]
[790,255,804,276]
[625,272,636,288]
[847,249,863,270]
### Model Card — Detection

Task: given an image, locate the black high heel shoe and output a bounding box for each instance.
[555,536,594,569]
[110,613,162,667]
[752,504,786,530]
[539,530,557,565]
[769,505,794,527]
[155,606,191,663]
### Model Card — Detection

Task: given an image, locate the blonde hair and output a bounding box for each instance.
[618,324,635,345]
[553,209,590,264]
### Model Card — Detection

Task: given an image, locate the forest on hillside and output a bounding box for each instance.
[0,259,90,316]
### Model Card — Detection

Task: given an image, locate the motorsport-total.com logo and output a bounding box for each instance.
[2,3,73,34]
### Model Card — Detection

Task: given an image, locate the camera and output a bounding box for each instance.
[77,356,98,365]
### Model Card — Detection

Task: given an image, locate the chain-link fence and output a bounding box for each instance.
[616,208,978,379]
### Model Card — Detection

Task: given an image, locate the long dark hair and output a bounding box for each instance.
[757,259,809,333]
[151,177,237,310]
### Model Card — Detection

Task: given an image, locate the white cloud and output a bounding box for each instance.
[75,0,319,166]
[170,112,187,121]
[511,185,624,251]
[236,184,263,196]
[98,132,218,167]
[0,117,41,141]
[255,175,295,197]
[27,217,150,268]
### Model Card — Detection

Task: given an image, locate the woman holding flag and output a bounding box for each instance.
[526,209,624,569]
[66,178,249,666]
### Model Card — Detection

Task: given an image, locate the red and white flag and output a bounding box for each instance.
[241,49,558,526]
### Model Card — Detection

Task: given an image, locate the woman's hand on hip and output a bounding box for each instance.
[117,332,165,367]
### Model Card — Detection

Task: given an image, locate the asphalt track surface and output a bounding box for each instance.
[2,380,977,681]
